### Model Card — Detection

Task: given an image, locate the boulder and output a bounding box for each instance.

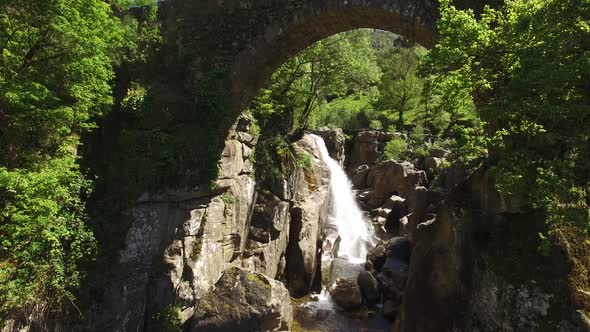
[358,271,380,305]
[351,165,371,189]
[383,195,407,234]
[365,160,427,207]
[348,131,392,170]
[314,128,347,165]
[190,267,293,332]
[330,257,365,284]
[329,278,363,311]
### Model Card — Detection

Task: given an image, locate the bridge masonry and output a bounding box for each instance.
[160,0,439,116]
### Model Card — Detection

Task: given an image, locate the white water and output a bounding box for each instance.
[312,134,374,262]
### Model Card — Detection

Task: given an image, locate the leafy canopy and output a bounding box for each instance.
[423,0,590,228]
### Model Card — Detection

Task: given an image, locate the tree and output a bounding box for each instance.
[423,0,590,227]
[252,29,382,134]
[375,48,424,131]
[0,0,128,321]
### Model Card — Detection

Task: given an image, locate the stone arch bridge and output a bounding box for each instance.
[159,0,494,123]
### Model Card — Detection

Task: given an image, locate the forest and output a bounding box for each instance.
[0,0,588,330]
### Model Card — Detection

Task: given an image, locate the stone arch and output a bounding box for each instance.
[228,1,440,113]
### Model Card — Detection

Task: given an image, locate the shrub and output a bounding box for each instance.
[383,137,408,161]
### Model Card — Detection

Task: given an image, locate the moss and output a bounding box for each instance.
[221,192,235,217]
[245,272,271,288]
[189,238,203,261]
[153,305,182,332]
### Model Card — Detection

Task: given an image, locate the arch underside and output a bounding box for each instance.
[230,5,438,112]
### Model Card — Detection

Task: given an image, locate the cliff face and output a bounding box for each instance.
[343,130,589,332]
[95,114,331,331]
[394,167,590,332]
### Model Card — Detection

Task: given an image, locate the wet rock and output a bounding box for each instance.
[316,309,330,321]
[190,267,293,332]
[387,237,412,264]
[330,257,365,284]
[286,135,331,296]
[314,128,346,165]
[358,271,380,305]
[329,278,363,311]
[366,242,385,269]
[371,207,392,219]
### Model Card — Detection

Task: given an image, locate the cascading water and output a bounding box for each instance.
[311,134,374,261]
[295,135,391,332]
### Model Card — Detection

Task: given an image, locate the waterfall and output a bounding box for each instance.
[312,134,374,262]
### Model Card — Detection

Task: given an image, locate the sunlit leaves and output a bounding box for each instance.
[429,0,590,228]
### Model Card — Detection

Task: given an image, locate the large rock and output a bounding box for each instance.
[220,140,244,179]
[315,128,347,165]
[243,192,290,279]
[285,135,331,296]
[97,114,259,330]
[365,160,427,207]
[358,271,380,305]
[189,267,293,332]
[348,131,392,170]
[394,167,590,332]
[329,278,363,311]
[351,165,371,189]
[383,195,407,234]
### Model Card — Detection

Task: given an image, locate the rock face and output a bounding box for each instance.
[96,115,331,331]
[286,135,331,296]
[98,114,260,330]
[393,167,590,332]
[242,192,290,279]
[329,278,363,311]
[190,267,293,332]
[358,271,380,305]
[314,128,347,165]
[348,131,392,170]
[363,160,427,208]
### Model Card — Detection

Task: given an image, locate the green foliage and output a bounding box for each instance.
[0,156,95,318]
[0,0,165,321]
[153,305,182,332]
[427,0,590,228]
[251,29,382,135]
[0,0,123,168]
[296,151,314,171]
[383,137,408,161]
[374,48,424,131]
